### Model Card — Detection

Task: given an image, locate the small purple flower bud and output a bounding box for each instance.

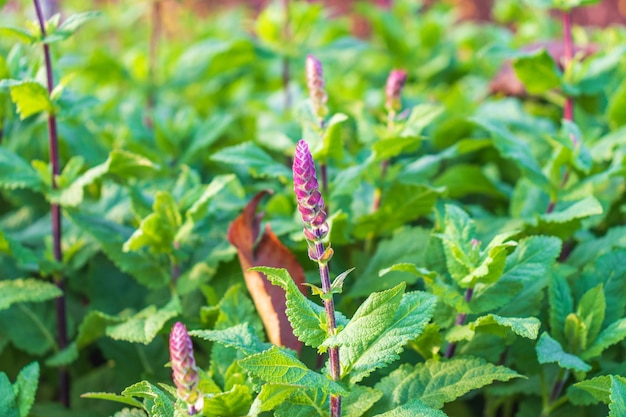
[170,322,203,415]
[293,140,329,242]
[385,69,407,112]
[306,55,329,120]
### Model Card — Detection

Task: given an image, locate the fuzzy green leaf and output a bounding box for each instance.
[577,284,605,345]
[374,357,520,411]
[448,315,540,342]
[0,148,43,191]
[610,376,626,417]
[124,191,182,254]
[512,49,562,94]
[373,400,448,417]
[478,236,561,316]
[582,317,626,360]
[80,392,143,409]
[540,196,603,225]
[471,117,547,187]
[210,142,291,178]
[0,279,62,311]
[247,384,299,417]
[438,205,476,282]
[549,271,574,345]
[573,375,626,405]
[14,362,39,417]
[536,332,591,371]
[122,381,174,415]
[340,290,437,384]
[203,384,253,417]
[0,79,52,119]
[239,346,346,395]
[323,283,405,352]
[0,373,19,417]
[105,297,181,344]
[342,386,383,417]
[252,267,326,348]
[67,212,171,288]
[190,323,272,356]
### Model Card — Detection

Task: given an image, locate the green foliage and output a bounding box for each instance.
[0,278,62,310]
[512,49,562,94]
[0,362,39,417]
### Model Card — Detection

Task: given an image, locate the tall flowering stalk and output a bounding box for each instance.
[305,55,329,192]
[169,322,203,415]
[372,69,407,213]
[293,139,341,417]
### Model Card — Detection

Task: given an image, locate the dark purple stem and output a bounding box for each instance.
[547,10,575,214]
[314,241,341,417]
[282,0,291,110]
[444,287,474,359]
[33,0,69,407]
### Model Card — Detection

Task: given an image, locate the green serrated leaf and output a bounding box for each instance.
[540,196,603,225]
[105,297,180,344]
[14,362,39,417]
[535,332,591,372]
[582,317,626,360]
[0,79,52,118]
[373,399,448,417]
[80,392,143,409]
[239,346,346,395]
[190,323,271,356]
[448,315,540,342]
[512,49,562,94]
[67,211,171,289]
[0,148,43,191]
[471,117,547,187]
[610,376,626,417]
[549,271,573,345]
[44,11,101,43]
[124,191,181,254]
[203,384,252,417]
[342,386,382,417]
[577,284,605,345]
[0,27,36,44]
[0,279,62,311]
[0,373,19,417]
[210,142,291,179]
[374,357,520,411]
[573,375,626,405]
[252,267,326,348]
[247,384,299,417]
[342,290,437,384]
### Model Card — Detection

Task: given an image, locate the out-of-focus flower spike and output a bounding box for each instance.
[169,321,203,415]
[306,54,329,120]
[293,140,328,243]
[385,69,407,112]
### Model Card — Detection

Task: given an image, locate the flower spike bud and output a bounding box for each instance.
[169,322,203,415]
[306,54,329,120]
[385,69,407,112]
[293,140,329,242]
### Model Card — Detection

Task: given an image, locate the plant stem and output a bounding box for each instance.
[282,0,291,111]
[146,0,162,128]
[444,287,474,359]
[314,241,341,417]
[547,10,575,214]
[33,0,69,407]
[541,369,570,417]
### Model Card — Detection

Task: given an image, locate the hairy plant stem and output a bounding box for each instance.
[146,0,162,128]
[314,240,341,417]
[282,0,291,110]
[444,287,474,359]
[547,10,575,214]
[541,369,570,417]
[33,0,69,407]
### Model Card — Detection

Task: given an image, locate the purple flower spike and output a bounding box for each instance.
[385,69,407,112]
[293,140,328,243]
[170,322,203,415]
[306,55,328,120]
